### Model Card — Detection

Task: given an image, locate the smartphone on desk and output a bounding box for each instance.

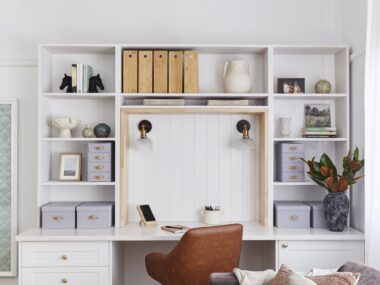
[161,225,190,234]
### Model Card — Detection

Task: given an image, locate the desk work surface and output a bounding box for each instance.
[16,222,364,242]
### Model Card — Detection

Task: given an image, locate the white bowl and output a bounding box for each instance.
[48,118,79,138]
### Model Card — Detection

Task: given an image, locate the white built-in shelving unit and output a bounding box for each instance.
[38,44,350,229]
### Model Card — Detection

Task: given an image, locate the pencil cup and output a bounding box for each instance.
[201,209,224,225]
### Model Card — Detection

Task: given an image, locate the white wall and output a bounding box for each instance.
[337,0,367,231]
[0,0,363,284]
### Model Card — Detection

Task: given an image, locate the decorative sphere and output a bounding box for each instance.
[94,123,111,138]
[314,79,332,94]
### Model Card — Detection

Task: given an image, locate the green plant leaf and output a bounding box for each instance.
[361,159,365,167]
[322,153,338,178]
[309,176,330,191]
[354,146,359,160]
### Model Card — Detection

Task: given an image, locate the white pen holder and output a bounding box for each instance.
[201,209,224,225]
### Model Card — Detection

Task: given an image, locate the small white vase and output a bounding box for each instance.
[223,60,251,93]
[280,117,291,137]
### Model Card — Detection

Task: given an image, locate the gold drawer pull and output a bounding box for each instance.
[62,278,68,283]
[95,165,105,170]
[95,175,104,180]
[290,215,299,221]
[289,175,298,180]
[88,215,98,220]
[95,146,104,151]
[289,146,298,151]
[52,216,64,222]
[289,156,298,161]
[95,156,104,160]
[61,255,68,260]
[281,243,288,249]
[288,166,299,170]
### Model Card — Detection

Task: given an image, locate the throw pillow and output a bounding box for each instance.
[233,268,276,285]
[307,273,361,285]
[268,264,290,285]
[285,270,317,285]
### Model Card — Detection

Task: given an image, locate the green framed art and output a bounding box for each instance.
[0,99,17,276]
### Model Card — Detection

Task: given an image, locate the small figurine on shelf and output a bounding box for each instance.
[89,74,105,93]
[59,74,73,93]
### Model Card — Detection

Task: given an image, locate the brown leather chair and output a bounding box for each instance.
[145,224,243,285]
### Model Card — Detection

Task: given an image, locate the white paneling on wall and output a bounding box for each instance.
[128,114,260,222]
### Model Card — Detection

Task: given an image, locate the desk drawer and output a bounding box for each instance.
[278,240,364,272]
[21,267,109,285]
[22,242,110,267]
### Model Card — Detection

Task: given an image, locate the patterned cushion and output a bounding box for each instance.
[285,270,317,285]
[269,264,360,285]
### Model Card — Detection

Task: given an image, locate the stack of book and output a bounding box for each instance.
[302,127,337,138]
[71,64,93,93]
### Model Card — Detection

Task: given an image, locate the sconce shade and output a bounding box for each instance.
[135,120,153,151]
[235,119,255,151]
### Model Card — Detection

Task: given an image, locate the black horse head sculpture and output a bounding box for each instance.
[59,73,73,93]
[89,74,105,93]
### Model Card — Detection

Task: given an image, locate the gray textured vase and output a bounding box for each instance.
[323,192,349,232]
[94,123,111,138]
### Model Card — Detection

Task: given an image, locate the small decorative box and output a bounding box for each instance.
[305,201,327,228]
[274,201,311,228]
[276,142,305,182]
[41,202,82,229]
[76,202,114,229]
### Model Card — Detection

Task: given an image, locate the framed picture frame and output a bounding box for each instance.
[277,78,305,94]
[0,98,17,276]
[304,104,332,128]
[59,153,82,181]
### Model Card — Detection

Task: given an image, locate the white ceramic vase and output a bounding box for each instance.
[223,60,251,93]
[280,117,292,137]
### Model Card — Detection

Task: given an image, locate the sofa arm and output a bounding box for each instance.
[209,273,239,285]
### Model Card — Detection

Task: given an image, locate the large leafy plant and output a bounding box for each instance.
[301,146,364,193]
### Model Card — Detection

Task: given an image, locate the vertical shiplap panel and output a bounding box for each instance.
[169,116,183,220]
[127,114,260,222]
[219,115,232,221]
[206,115,220,206]
[230,115,244,221]
[194,116,208,221]
[182,115,196,220]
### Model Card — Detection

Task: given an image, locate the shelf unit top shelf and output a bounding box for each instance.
[40,181,116,186]
[273,181,317,186]
[273,94,347,100]
[274,138,348,142]
[41,93,116,99]
[40,137,116,142]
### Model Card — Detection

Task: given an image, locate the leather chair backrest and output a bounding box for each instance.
[167,224,243,285]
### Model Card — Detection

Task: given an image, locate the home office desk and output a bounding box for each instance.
[16,222,364,285]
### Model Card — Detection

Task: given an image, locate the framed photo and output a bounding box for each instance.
[59,153,82,181]
[278,78,305,94]
[304,104,332,128]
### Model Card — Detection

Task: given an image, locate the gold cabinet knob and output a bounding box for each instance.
[88,215,98,220]
[290,215,299,221]
[95,175,104,180]
[95,146,104,151]
[62,278,68,283]
[95,165,104,170]
[281,243,288,249]
[61,255,68,260]
[53,216,64,222]
[95,156,104,160]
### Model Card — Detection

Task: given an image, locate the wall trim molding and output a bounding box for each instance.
[0,61,37,67]
[350,49,366,62]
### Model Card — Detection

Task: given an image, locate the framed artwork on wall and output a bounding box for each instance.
[0,98,17,276]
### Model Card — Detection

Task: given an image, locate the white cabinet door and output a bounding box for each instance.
[278,240,364,272]
[21,267,109,285]
[22,242,110,267]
